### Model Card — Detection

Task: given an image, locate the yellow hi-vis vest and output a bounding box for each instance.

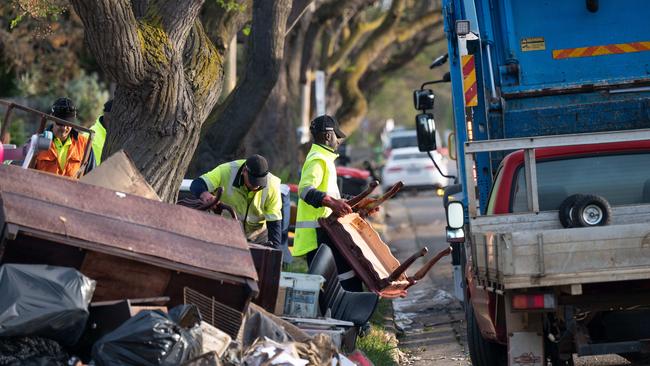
[90,117,106,165]
[200,160,282,240]
[293,144,340,257]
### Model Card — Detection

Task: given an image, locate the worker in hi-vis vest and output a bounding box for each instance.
[293,115,362,291]
[190,154,283,248]
[89,100,112,165]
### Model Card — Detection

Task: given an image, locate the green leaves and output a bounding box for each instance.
[215,0,247,13]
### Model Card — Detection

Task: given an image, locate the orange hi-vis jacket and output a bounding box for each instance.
[35,133,89,178]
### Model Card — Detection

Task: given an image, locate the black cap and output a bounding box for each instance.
[310,115,346,138]
[51,97,77,121]
[245,154,269,187]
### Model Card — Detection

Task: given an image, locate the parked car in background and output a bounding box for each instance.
[381,147,449,192]
[384,129,418,158]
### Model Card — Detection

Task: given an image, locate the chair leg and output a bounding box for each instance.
[384,247,428,284]
[409,246,452,283]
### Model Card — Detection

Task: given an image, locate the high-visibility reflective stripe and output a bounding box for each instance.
[227,161,239,196]
[300,186,316,200]
[553,40,650,59]
[295,221,320,229]
[338,270,356,281]
[265,213,282,221]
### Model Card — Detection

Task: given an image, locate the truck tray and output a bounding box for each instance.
[319,182,451,296]
[471,206,650,289]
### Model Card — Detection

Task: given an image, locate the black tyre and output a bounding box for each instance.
[558,194,586,228]
[570,194,612,227]
[467,302,507,366]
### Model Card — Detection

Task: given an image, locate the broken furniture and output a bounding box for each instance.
[308,245,378,327]
[319,181,452,295]
[0,164,258,337]
[178,192,283,314]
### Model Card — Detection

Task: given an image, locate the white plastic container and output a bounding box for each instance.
[279,272,325,318]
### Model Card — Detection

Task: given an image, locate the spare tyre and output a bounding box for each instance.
[570,194,612,227]
[558,194,586,228]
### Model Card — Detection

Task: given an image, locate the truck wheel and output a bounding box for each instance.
[467,303,507,366]
[570,194,612,227]
[558,194,585,228]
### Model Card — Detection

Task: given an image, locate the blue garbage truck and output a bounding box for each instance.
[413,1,650,365]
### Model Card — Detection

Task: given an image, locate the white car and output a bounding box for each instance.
[381,147,450,191]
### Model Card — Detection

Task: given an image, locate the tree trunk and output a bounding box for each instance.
[71,0,232,202]
[188,0,292,177]
[241,10,312,181]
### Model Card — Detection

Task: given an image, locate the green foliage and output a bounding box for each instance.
[9,0,67,28]
[6,117,27,145]
[215,0,247,12]
[64,71,110,126]
[242,24,251,36]
[356,325,398,366]
[16,70,109,127]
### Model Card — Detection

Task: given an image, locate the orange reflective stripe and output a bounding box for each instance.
[462,55,478,107]
[553,41,650,59]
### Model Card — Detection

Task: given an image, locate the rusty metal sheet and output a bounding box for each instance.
[0,165,258,283]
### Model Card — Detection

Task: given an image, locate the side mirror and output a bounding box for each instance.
[429,53,449,69]
[413,89,434,111]
[415,113,436,152]
[447,201,464,229]
[446,201,465,243]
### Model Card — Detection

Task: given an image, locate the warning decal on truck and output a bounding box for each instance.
[521,37,546,52]
[462,55,478,107]
[553,41,650,59]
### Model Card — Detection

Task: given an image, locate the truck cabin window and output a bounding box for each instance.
[511,152,650,213]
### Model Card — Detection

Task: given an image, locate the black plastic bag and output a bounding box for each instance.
[0,264,96,346]
[92,305,203,366]
[0,336,68,366]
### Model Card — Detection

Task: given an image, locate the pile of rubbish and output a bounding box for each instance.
[0,264,369,366]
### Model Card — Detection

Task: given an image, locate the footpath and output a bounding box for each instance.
[384,194,470,366]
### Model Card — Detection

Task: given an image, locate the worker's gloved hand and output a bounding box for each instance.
[199,191,216,205]
[263,241,279,249]
[322,195,352,217]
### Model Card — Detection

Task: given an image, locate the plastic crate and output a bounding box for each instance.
[277,272,325,318]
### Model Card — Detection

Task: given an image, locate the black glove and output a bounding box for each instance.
[263,241,279,249]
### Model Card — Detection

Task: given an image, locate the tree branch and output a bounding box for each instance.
[325,11,386,74]
[299,0,371,82]
[360,31,445,97]
[335,3,442,133]
[70,0,144,86]
[154,0,205,49]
